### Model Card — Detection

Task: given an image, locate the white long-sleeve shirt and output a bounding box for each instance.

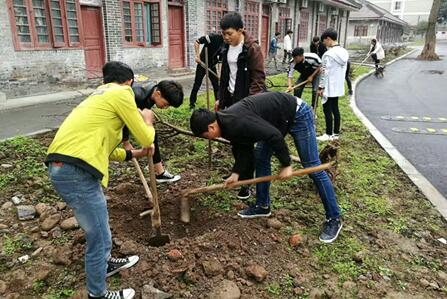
[319,45,349,101]
[283,34,292,52]
[369,42,385,60]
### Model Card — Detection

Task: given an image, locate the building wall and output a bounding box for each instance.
[368,0,433,26]
[0,0,85,82]
[347,20,379,45]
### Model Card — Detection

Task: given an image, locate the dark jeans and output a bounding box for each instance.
[323,97,340,135]
[294,74,320,108]
[232,146,254,181]
[255,102,341,219]
[345,61,352,92]
[189,64,219,107]
[283,50,292,64]
[371,53,380,67]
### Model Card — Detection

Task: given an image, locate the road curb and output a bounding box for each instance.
[351,48,447,220]
[0,88,95,112]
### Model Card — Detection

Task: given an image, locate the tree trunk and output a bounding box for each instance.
[418,0,442,60]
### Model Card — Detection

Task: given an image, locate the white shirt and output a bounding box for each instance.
[227,39,244,93]
[319,45,349,100]
[283,34,292,52]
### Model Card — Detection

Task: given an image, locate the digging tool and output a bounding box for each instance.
[285,80,309,93]
[131,158,153,204]
[205,47,212,170]
[198,61,220,81]
[147,156,170,247]
[180,163,333,223]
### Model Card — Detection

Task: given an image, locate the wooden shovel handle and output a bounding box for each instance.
[285,80,308,93]
[132,158,153,202]
[182,163,332,197]
[148,156,161,228]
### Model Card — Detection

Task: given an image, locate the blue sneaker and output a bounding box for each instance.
[319,218,343,243]
[238,205,271,218]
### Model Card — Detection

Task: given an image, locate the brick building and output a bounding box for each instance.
[0,0,360,84]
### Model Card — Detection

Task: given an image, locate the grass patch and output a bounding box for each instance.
[2,234,34,256]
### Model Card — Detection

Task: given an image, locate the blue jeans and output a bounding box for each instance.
[49,162,111,297]
[255,102,341,219]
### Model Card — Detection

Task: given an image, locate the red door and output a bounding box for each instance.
[81,6,105,79]
[261,16,269,58]
[168,5,185,69]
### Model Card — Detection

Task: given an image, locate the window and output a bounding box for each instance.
[279,7,291,38]
[299,10,309,42]
[244,1,259,38]
[7,0,81,50]
[122,0,162,47]
[394,1,401,11]
[354,25,368,37]
[318,15,327,36]
[206,0,227,33]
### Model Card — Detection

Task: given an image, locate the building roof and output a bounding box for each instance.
[349,0,408,26]
[323,0,362,11]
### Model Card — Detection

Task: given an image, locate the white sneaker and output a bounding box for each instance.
[317,134,331,142]
[330,134,339,141]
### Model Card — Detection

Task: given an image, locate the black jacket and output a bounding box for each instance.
[219,32,266,109]
[216,92,297,175]
[122,81,156,141]
[197,33,224,67]
[310,42,327,58]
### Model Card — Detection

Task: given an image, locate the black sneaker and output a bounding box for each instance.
[88,289,135,299]
[238,205,271,218]
[237,186,251,200]
[106,256,139,277]
[156,170,181,183]
[319,218,343,243]
[348,90,353,96]
[189,104,195,110]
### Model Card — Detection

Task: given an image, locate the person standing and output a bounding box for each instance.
[317,28,349,142]
[368,38,385,69]
[310,36,327,58]
[282,30,293,64]
[189,33,224,109]
[266,32,281,70]
[217,12,266,200]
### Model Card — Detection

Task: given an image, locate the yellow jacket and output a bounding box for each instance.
[46,83,155,186]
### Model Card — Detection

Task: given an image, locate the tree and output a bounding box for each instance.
[418,0,442,60]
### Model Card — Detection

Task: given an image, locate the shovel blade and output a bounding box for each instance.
[148,234,170,247]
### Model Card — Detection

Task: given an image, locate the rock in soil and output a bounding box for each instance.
[11,196,25,205]
[1,202,13,210]
[266,218,284,229]
[208,279,241,299]
[0,224,8,230]
[202,260,225,277]
[119,240,140,255]
[293,287,304,296]
[35,203,49,215]
[438,271,447,284]
[342,281,356,289]
[226,270,235,280]
[0,280,6,294]
[60,217,79,230]
[288,234,303,248]
[52,246,72,266]
[353,251,365,263]
[39,206,58,221]
[17,205,36,220]
[141,281,172,299]
[245,264,268,283]
[166,249,183,262]
[115,182,134,194]
[56,202,67,210]
[309,288,324,299]
[41,214,61,231]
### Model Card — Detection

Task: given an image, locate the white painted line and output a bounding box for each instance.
[351,48,447,220]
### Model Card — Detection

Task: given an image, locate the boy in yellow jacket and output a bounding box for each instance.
[46,61,154,299]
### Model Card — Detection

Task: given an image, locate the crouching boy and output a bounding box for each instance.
[46,61,154,299]
[190,92,343,243]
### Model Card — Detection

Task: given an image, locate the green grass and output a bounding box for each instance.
[2,234,34,256]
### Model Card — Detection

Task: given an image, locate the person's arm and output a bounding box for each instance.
[318,55,330,96]
[287,62,295,90]
[110,90,155,148]
[308,66,321,82]
[247,43,266,95]
[194,41,201,64]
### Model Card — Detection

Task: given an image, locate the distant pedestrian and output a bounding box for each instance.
[368,38,385,69]
[266,32,281,70]
[310,36,327,58]
[282,30,293,64]
[189,33,224,110]
[317,28,349,142]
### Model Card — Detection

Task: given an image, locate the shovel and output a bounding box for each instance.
[146,156,170,247]
[131,158,153,204]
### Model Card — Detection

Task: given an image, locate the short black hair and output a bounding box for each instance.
[190,108,216,136]
[220,12,244,30]
[312,36,320,43]
[291,47,304,57]
[156,80,184,108]
[102,61,134,84]
[371,38,377,43]
[287,30,293,34]
[275,32,281,36]
[320,28,337,42]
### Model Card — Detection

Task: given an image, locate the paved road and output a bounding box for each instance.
[356,41,447,197]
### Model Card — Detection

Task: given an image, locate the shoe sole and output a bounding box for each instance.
[106,257,140,277]
[156,177,181,184]
[237,194,251,200]
[124,289,136,299]
[237,212,271,219]
[319,223,343,244]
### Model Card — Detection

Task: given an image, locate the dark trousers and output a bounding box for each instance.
[153,134,161,164]
[282,50,292,64]
[189,64,219,107]
[323,97,340,135]
[345,61,352,92]
[231,146,254,181]
[371,54,380,67]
